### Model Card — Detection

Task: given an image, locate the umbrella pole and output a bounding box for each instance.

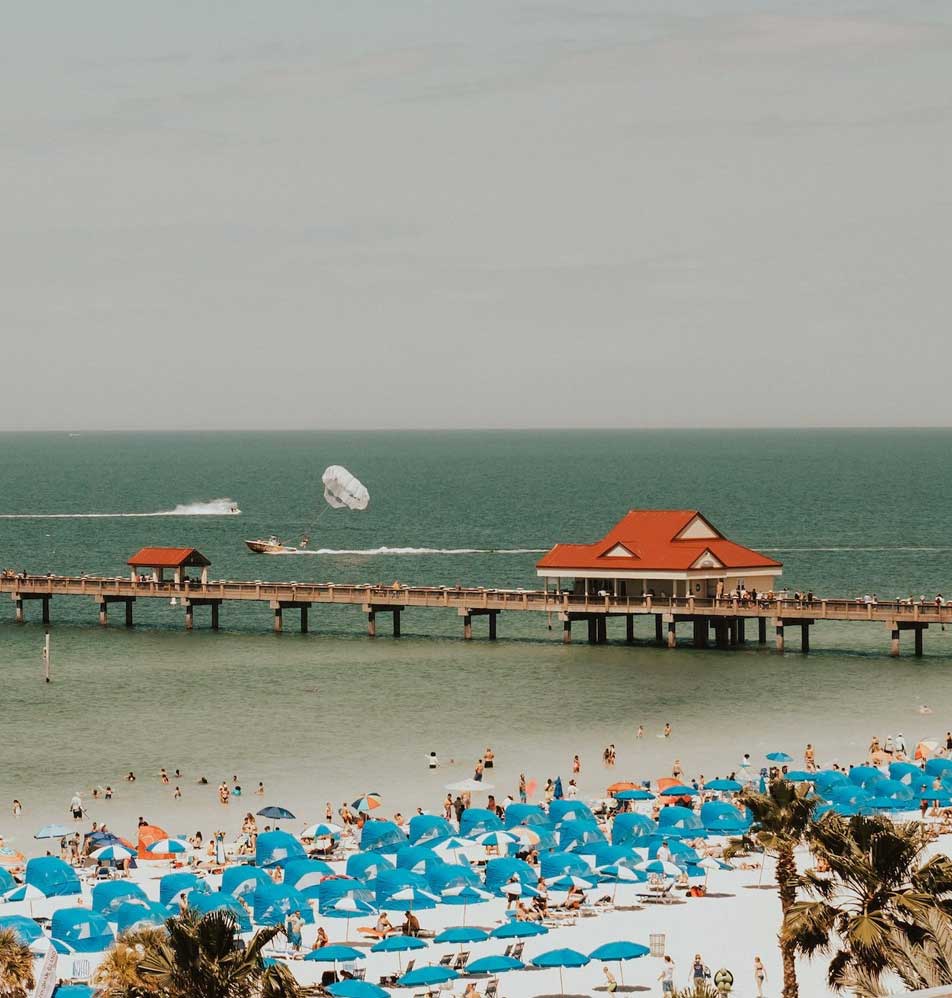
[559,967,564,996]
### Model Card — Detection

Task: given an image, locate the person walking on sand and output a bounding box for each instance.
[658,954,675,995]
[518,773,527,803]
[572,755,580,774]
[753,956,766,997]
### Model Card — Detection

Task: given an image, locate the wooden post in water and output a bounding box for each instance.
[625,614,634,643]
[15,597,23,624]
[367,610,376,638]
[736,618,746,644]
[758,617,767,645]
[667,620,677,648]
[273,605,282,633]
[655,615,663,644]
[98,600,108,627]
[775,621,785,652]
[41,597,50,626]
[43,628,51,683]
[488,612,497,640]
[888,622,900,657]
[125,600,134,627]
[211,602,220,631]
[392,609,401,637]
[463,613,473,640]
[562,619,572,644]
[587,618,597,644]
[185,603,194,631]
[914,626,924,657]
[596,616,607,644]
[800,622,810,654]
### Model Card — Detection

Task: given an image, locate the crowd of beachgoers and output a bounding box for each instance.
[3,732,952,996]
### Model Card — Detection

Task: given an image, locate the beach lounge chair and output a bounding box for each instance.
[438,954,454,968]
[451,951,470,970]
[509,942,524,961]
[483,977,499,998]
[353,968,367,981]
[502,944,513,958]
[68,960,91,983]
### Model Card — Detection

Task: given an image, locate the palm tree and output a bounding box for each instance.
[94,927,167,996]
[739,779,817,998]
[0,928,35,998]
[137,908,315,998]
[783,813,952,994]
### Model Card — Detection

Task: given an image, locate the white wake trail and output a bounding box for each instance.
[0,498,241,519]
[269,546,547,556]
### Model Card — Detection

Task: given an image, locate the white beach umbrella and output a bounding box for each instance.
[90,844,136,862]
[3,883,47,917]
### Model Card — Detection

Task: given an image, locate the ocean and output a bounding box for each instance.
[1,429,951,851]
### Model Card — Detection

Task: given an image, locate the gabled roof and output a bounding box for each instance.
[536,510,781,573]
[127,547,211,568]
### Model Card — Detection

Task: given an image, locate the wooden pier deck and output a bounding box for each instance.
[3,572,950,656]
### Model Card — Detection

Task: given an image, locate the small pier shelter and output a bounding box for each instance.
[536,510,782,598]
[128,547,211,586]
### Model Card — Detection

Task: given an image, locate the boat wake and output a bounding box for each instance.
[271,546,547,556]
[0,498,241,519]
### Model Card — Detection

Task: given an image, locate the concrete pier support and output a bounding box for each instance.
[15,598,23,624]
[888,621,928,658]
[367,610,376,638]
[800,622,810,654]
[125,600,134,628]
[596,616,607,644]
[625,614,634,643]
[99,601,108,627]
[655,615,664,644]
[667,621,677,648]
[273,606,282,633]
[737,618,746,644]
[562,619,572,644]
[890,627,900,657]
[727,618,738,646]
[587,618,597,644]
[463,614,473,640]
[13,592,54,624]
[186,604,195,630]
[364,604,404,638]
[775,621,785,652]
[692,617,708,648]
[714,619,729,649]
[758,617,767,645]
[915,626,924,657]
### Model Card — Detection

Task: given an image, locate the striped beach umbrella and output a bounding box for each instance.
[146,839,189,854]
[351,793,382,813]
[90,844,136,862]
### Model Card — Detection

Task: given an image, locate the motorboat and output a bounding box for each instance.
[245,535,310,555]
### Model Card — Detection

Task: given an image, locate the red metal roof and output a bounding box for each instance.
[536,510,781,573]
[127,547,211,568]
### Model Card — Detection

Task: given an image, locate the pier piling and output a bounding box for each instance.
[625,614,634,643]
[758,618,767,645]
[667,620,677,648]
[775,621,785,652]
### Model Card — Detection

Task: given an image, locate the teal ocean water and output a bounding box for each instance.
[1,430,951,849]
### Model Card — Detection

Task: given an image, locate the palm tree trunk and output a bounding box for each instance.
[776,844,799,998]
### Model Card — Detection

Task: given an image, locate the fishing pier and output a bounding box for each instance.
[2,572,949,657]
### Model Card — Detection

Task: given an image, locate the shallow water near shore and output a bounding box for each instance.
[1,429,951,849]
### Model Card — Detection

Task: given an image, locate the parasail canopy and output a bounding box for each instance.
[322,466,369,511]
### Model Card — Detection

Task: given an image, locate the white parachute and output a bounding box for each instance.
[322,465,370,511]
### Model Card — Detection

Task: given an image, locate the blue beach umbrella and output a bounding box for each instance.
[659,785,699,798]
[361,821,407,853]
[589,941,650,985]
[399,967,459,988]
[546,875,595,891]
[327,982,390,998]
[256,830,306,869]
[849,766,885,788]
[408,815,454,844]
[0,869,13,895]
[612,813,658,846]
[221,865,271,899]
[370,934,427,972]
[51,908,114,953]
[90,845,135,863]
[301,823,342,840]
[614,789,655,801]
[257,805,296,821]
[92,881,148,917]
[490,920,549,939]
[0,915,42,945]
[766,752,793,762]
[303,944,366,964]
[531,947,591,994]
[474,830,520,850]
[347,852,396,882]
[435,926,490,945]
[284,858,334,898]
[371,935,428,953]
[704,779,743,792]
[466,955,525,974]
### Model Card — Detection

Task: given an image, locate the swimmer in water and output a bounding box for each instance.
[920,705,933,715]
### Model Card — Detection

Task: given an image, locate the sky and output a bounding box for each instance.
[1,1,950,430]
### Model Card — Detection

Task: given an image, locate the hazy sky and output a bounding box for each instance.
[2,2,950,429]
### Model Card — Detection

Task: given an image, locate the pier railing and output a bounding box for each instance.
[2,573,950,623]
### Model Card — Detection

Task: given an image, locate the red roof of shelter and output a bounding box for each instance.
[536,510,781,573]
[127,546,211,568]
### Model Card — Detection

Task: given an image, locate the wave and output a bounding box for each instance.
[0,498,240,519]
[270,546,547,556]
[761,546,952,553]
